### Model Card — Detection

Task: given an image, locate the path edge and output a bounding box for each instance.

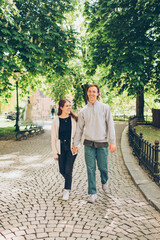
[121,125,160,213]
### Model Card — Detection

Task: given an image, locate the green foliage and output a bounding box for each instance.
[45,71,73,103]
[68,58,88,107]
[44,58,87,107]
[0,126,16,140]
[84,0,160,97]
[0,0,77,100]
[0,0,19,24]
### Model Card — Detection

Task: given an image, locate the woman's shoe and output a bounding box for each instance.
[62,189,70,200]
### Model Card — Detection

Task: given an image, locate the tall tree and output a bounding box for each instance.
[45,0,92,107]
[84,0,160,119]
[0,0,76,99]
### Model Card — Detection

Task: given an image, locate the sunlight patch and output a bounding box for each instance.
[20,155,41,163]
[0,154,17,160]
[0,170,23,179]
[0,160,15,167]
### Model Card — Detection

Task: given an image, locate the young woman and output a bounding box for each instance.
[51,99,78,200]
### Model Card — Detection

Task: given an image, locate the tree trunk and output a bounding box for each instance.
[152,109,160,128]
[136,90,144,121]
[81,83,89,105]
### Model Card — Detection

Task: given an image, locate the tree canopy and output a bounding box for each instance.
[0,0,76,99]
[84,0,160,117]
[0,0,160,115]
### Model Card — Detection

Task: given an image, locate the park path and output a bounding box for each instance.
[0,121,160,240]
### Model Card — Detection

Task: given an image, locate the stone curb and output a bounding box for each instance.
[121,125,160,213]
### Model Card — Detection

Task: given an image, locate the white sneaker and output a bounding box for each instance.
[102,181,108,192]
[88,194,97,203]
[62,189,70,200]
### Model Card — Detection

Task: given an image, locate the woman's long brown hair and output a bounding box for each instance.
[57,99,78,122]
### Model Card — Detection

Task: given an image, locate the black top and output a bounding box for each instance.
[59,116,71,141]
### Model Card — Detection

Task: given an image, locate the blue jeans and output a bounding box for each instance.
[85,146,109,194]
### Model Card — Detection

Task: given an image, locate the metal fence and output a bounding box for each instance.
[128,116,160,184]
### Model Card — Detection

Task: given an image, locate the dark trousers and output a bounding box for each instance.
[58,144,76,190]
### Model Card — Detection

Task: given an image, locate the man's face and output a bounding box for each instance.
[87,86,99,104]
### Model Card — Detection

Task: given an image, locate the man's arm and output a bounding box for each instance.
[106,106,116,153]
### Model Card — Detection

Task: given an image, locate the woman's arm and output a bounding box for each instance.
[51,119,59,159]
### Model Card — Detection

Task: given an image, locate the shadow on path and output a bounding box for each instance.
[0,121,160,240]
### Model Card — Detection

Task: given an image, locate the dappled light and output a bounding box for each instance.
[0,0,160,238]
[0,160,15,167]
[0,170,24,179]
[0,122,160,239]
[0,129,52,178]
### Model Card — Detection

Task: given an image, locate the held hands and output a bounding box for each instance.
[54,146,78,160]
[72,145,78,154]
[109,143,116,153]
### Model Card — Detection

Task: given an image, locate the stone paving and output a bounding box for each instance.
[0,121,160,240]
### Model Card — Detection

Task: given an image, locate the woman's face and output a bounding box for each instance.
[60,101,71,115]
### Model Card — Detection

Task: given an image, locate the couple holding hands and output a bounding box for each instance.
[51,84,116,203]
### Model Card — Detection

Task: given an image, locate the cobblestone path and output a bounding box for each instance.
[0,122,160,240]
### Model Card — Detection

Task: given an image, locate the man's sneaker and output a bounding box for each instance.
[88,194,97,203]
[62,189,70,200]
[102,181,108,192]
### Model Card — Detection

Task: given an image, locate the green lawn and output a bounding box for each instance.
[1,120,159,145]
[135,125,160,145]
[0,120,16,140]
[0,126,16,140]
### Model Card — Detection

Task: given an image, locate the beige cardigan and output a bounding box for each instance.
[51,116,77,159]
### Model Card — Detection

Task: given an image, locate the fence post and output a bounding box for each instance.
[132,128,136,155]
[154,140,159,183]
[139,132,143,165]
[128,118,132,146]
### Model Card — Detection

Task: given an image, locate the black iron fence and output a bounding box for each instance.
[128,116,160,184]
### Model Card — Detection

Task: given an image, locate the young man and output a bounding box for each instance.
[73,84,116,203]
